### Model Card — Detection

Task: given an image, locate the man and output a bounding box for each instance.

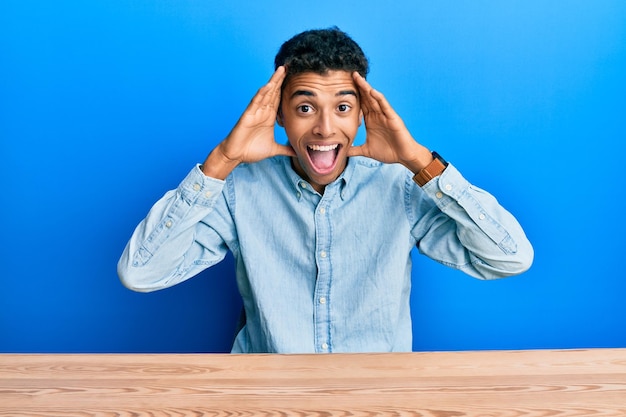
[118,28,533,353]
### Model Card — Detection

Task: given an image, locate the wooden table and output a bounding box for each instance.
[1,349,625,416]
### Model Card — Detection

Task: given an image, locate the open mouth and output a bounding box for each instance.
[307,143,340,174]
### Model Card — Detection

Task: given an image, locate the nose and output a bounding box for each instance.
[312,111,335,138]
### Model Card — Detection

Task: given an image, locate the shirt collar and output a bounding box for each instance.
[337,157,356,201]
[280,156,356,201]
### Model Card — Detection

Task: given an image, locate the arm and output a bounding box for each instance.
[117,167,230,292]
[118,67,296,291]
[349,72,533,278]
[201,65,295,180]
[411,164,534,279]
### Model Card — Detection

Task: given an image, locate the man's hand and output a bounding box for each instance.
[348,72,432,174]
[202,66,296,179]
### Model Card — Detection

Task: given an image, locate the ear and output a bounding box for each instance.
[276,109,284,127]
[358,110,363,126]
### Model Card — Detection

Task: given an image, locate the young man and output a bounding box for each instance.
[118,28,533,353]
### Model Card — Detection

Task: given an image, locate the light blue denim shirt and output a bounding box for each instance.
[118,156,533,353]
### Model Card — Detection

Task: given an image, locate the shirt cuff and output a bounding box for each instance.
[420,163,469,208]
[178,164,226,207]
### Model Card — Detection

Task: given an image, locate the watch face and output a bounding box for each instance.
[432,151,448,166]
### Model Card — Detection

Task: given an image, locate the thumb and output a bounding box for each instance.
[347,144,367,158]
[273,143,297,158]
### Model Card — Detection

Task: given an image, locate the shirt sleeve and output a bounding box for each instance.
[410,163,534,279]
[117,165,233,292]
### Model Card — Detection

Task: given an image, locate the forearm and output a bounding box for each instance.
[414,164,533,279]
[117,165,229,291]
[397,138,434,175]
[201,143,241,180]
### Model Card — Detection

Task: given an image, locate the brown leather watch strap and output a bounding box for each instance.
[412,152,448,187]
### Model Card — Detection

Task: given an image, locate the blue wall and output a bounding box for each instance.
[2,0,625,353]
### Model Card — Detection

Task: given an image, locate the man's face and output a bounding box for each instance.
[278,70,361,193]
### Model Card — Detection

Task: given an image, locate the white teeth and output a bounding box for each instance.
[308,144,339,152]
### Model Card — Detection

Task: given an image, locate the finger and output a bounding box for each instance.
[249,66,286,110]
[353,72,383,114]
[268,66,287,109]
[269,65,286,83]
[265,65,286,107]
[353,72,400,119]
[368,87,398,118]
[352,72,373,113]
[352,71,371,92]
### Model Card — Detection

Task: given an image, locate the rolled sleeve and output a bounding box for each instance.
[179,165,225,207]
[118,165,228,291]
[416,163,533,278]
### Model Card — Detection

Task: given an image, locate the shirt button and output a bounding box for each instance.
[205,191,212,198]
[165,220,173,228]
[321,343,329,350]
[479,213,486,220]
[320,251,327,258]
[193,183,201,191]
[435,192,443,199]
[319,207,326,214]
[319,297,326,304]
[444,184,452,191]
[300,182,307,189]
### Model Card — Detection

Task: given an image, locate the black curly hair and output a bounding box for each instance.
[274,27,369,81]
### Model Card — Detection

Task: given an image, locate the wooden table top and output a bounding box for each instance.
[1,349,625,416]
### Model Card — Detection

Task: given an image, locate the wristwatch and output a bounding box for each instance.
[412,151,448,187]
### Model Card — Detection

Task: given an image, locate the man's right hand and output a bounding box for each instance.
[202,66,296,179]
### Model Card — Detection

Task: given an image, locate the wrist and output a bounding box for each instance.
[412,151,448,187]
[399,142,433,174]
[201,145,240,179]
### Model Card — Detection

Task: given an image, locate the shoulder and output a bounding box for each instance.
[226,156,294,192]
[349,156,414,184]
[230,156,284,178]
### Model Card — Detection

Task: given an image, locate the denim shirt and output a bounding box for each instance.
[118,156,533,353]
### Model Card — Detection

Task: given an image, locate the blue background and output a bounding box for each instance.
[2,1,625,353]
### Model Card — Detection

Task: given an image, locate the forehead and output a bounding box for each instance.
[282,70,357,98]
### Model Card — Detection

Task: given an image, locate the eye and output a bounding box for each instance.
[297,105,312,113]
[337,104,351,112]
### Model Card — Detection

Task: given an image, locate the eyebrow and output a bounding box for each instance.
[290,89,358,99]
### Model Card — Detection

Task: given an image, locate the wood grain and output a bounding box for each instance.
[1,349,625,416]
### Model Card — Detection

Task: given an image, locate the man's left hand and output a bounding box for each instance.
[348,72,432,174]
